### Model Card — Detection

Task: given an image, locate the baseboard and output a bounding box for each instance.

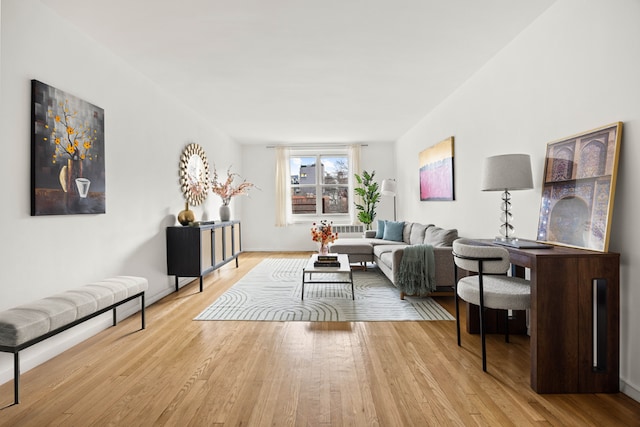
[620,379,640,403]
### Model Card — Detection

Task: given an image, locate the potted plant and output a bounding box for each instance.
[354,170,380,230]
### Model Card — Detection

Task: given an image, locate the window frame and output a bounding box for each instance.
[289,148,352,223]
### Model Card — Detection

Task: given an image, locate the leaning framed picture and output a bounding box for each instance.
[31,80,106,215]
[419,136,454,201]
[536,122,622,252]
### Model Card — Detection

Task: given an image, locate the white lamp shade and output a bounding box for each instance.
[481,154,533,191]
[381,179,397,196]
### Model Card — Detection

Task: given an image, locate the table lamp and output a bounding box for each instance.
[481,154,533,243]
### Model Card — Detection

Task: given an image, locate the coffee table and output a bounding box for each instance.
[301,254,354,300]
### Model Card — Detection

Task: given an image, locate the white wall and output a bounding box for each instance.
[241,142,396,251]
[396,0,640,400]
[0,0,241,382]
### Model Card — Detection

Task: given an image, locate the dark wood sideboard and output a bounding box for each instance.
[467,241,619,394]
[166,220,242,292]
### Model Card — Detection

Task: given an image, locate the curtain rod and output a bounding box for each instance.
[266,143,368,149]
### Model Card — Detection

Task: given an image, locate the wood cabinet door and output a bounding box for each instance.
[214,228,224,266]
[200,229,212,271]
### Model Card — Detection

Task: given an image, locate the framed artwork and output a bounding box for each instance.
[31,80,105,215]
[536,122,622,252]
[419,136,454,201]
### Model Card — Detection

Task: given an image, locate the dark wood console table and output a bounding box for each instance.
[470,241,619,393]
[166,220,242,292]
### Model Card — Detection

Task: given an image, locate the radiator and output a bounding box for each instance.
[332,224,365,236]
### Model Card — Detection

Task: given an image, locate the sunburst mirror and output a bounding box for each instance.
[179,143,210,206]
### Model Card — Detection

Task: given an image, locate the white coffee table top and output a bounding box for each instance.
[303,253,351,273]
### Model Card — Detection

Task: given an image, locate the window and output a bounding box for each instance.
[290,152,350,217]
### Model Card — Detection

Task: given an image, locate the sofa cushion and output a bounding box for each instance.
[373,243,407,257]
[373,244,407,268]
[409,223,431,245]
[402,222,413,243]
[374,219,386,239]
[377,251,395,270]
[382,221,404,242]
[424,226,458,247]
[329,238,374,255]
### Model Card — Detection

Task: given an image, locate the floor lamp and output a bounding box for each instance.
[481,154,533,243]
[381,179,397,221]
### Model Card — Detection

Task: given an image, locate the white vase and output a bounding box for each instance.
[319,242,329,255]
[219,205,231,221]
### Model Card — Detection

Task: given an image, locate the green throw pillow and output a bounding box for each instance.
[375,220,386,239]
[383,221,404,242]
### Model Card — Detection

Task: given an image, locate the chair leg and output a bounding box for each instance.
[455,292,461,347]
[505,309,510,343]
[454,264,461,347]
[479,304,486,372]
[478,276,487,372]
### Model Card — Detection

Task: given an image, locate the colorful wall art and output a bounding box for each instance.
[419,136,454,201]
[31,80,105,215]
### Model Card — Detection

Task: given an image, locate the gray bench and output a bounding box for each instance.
[0,276,148,404]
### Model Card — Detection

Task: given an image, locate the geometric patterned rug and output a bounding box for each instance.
[194,258,454,322]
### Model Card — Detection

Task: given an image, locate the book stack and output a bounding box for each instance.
[314,255,340,268]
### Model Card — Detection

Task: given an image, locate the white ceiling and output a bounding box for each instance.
[41,0,555,145]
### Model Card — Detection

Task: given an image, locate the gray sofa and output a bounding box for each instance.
[329,221,460,298]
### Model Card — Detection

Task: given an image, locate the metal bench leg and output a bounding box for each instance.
[141,293,146,330]
[14,352,20,405]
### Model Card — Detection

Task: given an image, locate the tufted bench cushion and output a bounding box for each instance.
[0,276,148,348]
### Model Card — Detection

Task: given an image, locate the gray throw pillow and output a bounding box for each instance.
[424,226,458,247]
[409,223,431,245]
[402,222,413,243]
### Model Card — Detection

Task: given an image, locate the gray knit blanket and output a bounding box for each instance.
[396,244,436,295]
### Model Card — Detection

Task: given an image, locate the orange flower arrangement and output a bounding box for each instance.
[310,220,339,245]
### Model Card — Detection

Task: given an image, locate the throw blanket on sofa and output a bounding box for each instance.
[396,244,436,295]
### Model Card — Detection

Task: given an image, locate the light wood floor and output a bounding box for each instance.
[1,252,639,426]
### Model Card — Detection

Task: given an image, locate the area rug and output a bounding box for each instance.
[194,258,454,322]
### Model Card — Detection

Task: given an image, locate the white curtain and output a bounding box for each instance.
[349,144,361,225]
[274,146,290,227]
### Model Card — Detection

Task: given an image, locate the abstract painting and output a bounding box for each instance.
[31,80,105,215]
[419,136,454,201]
[536,122,622,251]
